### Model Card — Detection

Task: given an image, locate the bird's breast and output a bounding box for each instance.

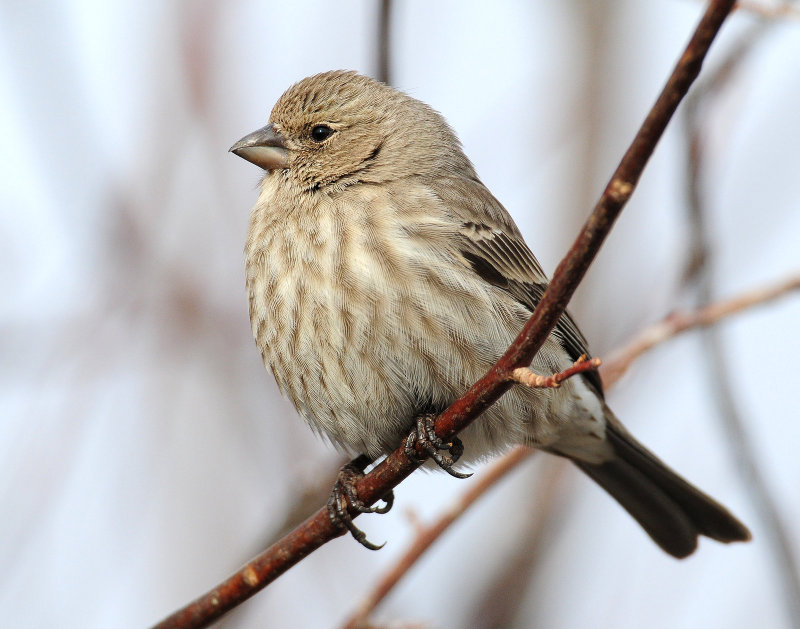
[245,187,467,453]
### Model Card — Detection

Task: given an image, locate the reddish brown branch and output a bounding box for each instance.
[343,446,532,629]
[153,2,737,627]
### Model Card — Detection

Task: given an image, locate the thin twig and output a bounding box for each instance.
[683,15,800,624]
[465,457,568,628]
[735,0,800,20]
[510,356,601,389]
[376,0,392,85]
[601,275,800,387]
[342,274,796,626]
[153,3,737,627]
[343,446,532,629]
[343,454,570,629]
[705,323,800,625]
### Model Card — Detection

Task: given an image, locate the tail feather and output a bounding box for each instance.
[570,417,751,558]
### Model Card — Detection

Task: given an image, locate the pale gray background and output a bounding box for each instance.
[1,1,799,627]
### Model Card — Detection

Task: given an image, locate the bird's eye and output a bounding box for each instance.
[310,124,334,142]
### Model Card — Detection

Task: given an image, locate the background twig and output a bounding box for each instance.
[683,18,800,624]
[343,446,534,629]
[376,0,392,85]
[602,275,800,387]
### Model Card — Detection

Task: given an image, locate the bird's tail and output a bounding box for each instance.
[567,413,751,558]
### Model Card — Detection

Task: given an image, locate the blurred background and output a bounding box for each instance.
[1,1,799,627]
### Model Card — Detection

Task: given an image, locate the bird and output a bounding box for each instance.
[230,70,750,558]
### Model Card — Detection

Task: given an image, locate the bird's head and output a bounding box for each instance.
[230,70,474,191]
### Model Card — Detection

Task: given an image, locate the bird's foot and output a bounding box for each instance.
[327,454,393,550]
[404,414,472,479]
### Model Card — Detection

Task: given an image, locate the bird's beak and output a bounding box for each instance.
[229,123,289,170]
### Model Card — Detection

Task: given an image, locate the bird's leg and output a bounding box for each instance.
[327,454,394,550]
[510,355,602,389]
[404,414,472,479]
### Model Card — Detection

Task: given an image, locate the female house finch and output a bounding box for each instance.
[231,70,750,558]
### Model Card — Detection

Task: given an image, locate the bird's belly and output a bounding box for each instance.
[249,223,458,455]
[247,208,604,459]
[266,290,422,454]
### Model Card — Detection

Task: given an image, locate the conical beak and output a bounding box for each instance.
[229,123,289,170]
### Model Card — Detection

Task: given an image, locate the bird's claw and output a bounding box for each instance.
[327,455,393,550]
[404,414,472,479]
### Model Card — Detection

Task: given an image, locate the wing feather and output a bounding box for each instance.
[428,176,604,396]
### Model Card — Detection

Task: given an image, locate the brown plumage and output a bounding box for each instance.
[231,70,750,558]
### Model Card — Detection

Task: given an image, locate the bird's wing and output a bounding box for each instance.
[428,176,603,396]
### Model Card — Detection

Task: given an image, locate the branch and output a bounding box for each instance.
[153,2,737,627]
[511,355,601,389]
[375,0,392,85]
[343,446,532,629]
[601,274,800,388]
[342,273,796,626]
[734,0,800,20]
[682,11,800,624]
[464,457,567,627]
